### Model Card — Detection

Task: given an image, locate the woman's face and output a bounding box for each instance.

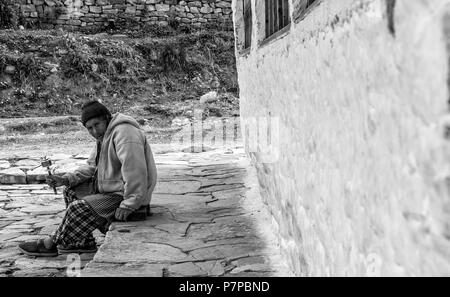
[85,117,109,141]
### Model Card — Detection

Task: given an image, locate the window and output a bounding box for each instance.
[293,0,319,22]
[243,0,252,49]
[265,0,290,39]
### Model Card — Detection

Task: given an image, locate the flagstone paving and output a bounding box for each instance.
[0,148,291,277]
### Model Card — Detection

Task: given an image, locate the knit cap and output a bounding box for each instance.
[81,101,111,126]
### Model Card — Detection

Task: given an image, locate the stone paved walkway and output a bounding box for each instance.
[0,148,291,277]
[0,183,105,276]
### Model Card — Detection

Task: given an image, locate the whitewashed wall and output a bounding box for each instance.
[233,0,450,276]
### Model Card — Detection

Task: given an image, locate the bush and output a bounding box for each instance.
[0,0,13,28]
[0,28,238,118]
[161,44,187,72]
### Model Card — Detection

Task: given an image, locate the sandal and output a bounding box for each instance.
[18,238,58,257]
[57,243,98,254]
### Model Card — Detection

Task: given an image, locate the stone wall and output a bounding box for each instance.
[233,0,450,276]
[11,0,232,31]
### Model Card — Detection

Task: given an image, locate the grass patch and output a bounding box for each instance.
[0,27,238,120]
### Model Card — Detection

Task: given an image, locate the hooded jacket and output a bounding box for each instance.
[64,113,158,211]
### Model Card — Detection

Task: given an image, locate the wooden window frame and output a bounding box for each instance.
[293,0,321,23]
[264,0,291,40]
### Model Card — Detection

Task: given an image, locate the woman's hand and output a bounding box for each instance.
[115,208,133,221]
[46,175,69,188]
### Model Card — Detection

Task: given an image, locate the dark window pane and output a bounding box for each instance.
[266,0,290,38]
[270,0,274,36]
[283,0,290,26]
[244,0,252,49]
[278,0,283,28]
[265,0,268,37]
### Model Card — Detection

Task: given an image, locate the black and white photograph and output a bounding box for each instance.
[0,0,449,282]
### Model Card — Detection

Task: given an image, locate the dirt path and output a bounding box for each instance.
[0,115,182,158]
[0,115,242,159]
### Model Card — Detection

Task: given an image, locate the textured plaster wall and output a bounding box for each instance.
[233,0,450,276]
